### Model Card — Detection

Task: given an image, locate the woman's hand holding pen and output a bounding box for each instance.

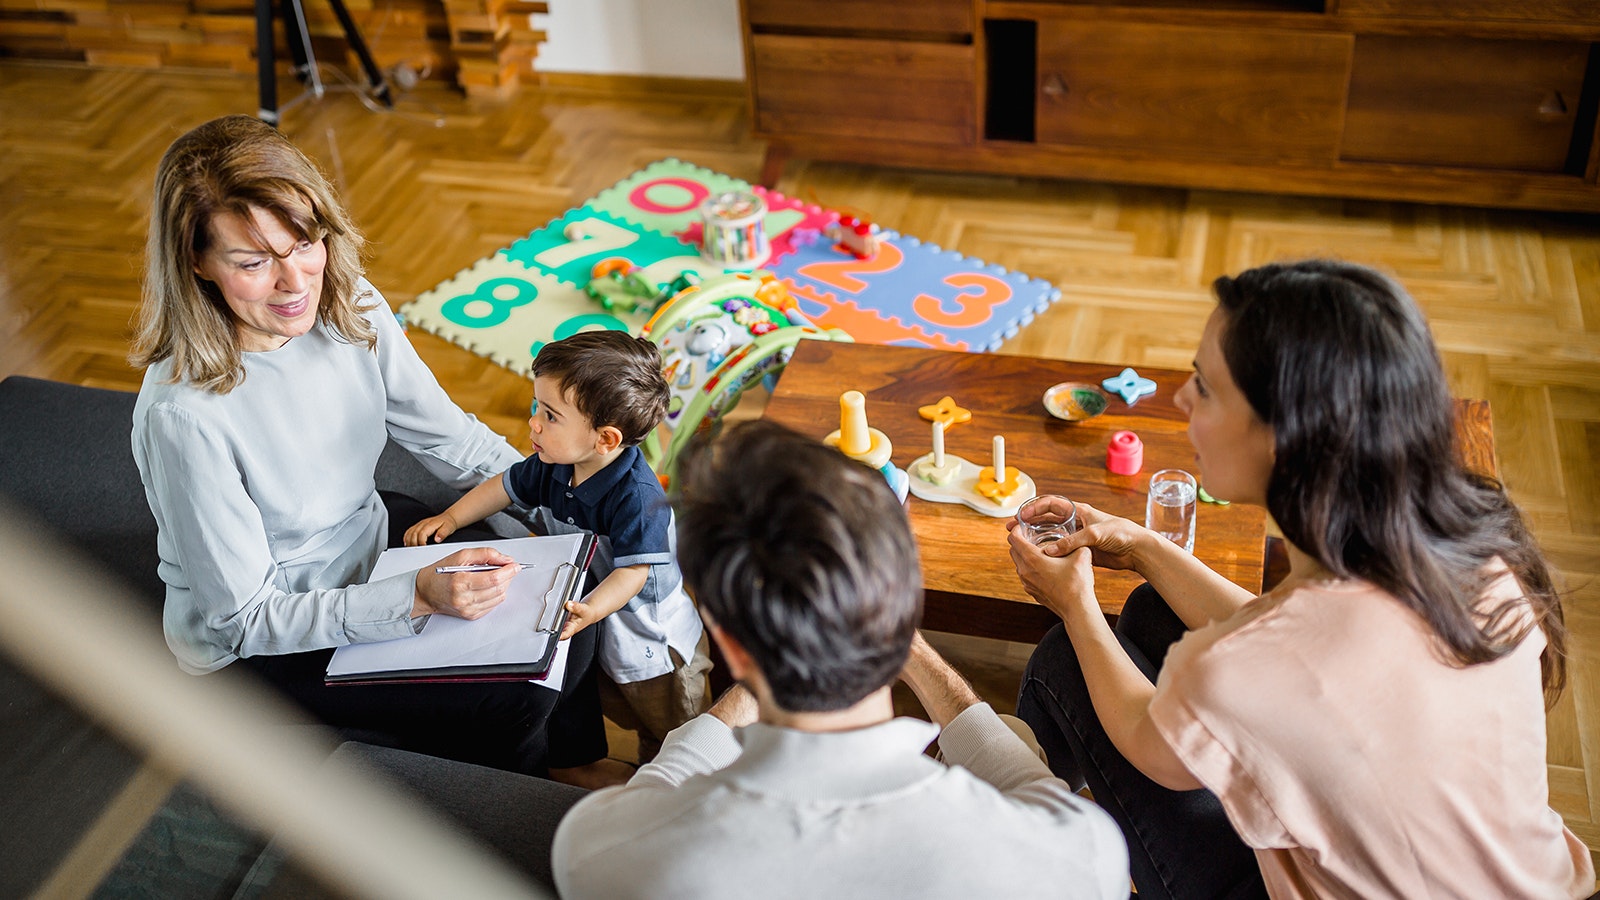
[412,548,521,621]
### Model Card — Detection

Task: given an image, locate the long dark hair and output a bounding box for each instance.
[1214,260,1566,702]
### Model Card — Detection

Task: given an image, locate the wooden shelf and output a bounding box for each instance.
[741,0,1600,211]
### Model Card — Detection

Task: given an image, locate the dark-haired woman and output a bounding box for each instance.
[1008,260,1593,899]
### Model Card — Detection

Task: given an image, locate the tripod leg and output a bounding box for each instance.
[281,0,321,94]
[255,0,279,124]
[323,0,393,108]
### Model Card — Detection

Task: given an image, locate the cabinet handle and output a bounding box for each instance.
[1538,90,1567,117]
[1041,74,1067,98]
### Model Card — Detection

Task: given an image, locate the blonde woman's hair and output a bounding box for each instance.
[130,115,375,393]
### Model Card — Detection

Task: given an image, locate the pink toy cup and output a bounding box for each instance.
[1106,430,1144,475]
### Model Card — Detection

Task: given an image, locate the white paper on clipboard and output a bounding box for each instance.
[325,533,591,690]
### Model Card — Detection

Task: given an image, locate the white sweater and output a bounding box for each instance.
[553,703,1129,899]
[132,281,521,673]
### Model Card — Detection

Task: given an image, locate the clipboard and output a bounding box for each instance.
[324,532,597,685]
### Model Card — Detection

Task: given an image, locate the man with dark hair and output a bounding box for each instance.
[552,420,1128,899]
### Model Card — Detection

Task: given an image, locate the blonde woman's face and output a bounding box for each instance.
[194,206,326,352]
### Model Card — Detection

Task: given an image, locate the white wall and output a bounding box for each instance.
[533,0,745,80]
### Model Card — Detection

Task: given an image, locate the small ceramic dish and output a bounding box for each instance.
[1043,382,1109,422]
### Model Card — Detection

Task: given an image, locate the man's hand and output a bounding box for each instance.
[404,513,459,547]
[899,631,982,727]
[706,684,759,729]
[411,548,520,620]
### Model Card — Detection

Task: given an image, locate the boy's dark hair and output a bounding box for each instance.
[531,331,670,447]
[674,420,922,712]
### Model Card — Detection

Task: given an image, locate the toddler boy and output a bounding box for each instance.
[406,330,710,765]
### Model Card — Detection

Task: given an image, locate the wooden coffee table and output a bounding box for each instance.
[761,340,1269,645]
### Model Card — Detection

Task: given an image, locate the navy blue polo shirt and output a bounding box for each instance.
[500,445,700,683]
[501,445,673,573]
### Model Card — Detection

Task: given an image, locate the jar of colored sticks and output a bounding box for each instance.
[698,190,770,269]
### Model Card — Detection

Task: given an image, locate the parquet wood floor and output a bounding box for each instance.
[4,61,1598,869]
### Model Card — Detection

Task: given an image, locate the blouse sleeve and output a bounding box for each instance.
[366,287,522,490]
[139,401,418,673]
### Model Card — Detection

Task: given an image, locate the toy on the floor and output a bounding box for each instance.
[1102,367,1159,406]
[823,390,910,502]
[639,271,850,487]
[584,261,700,315]
[825,214,879,260]
[400,158,1065,378]
[1106,430,1144,475]
[907,427,1037,517]
[698,190,770,269]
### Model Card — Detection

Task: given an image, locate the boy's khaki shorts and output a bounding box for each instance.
[601,630,713,763]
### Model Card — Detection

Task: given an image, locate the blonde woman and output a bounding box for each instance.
[131,115,612,782]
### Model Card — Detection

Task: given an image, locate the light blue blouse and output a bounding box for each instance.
[132,281,521,673]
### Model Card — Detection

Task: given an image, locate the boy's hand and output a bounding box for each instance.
[556,565,646,640]
[559,599,601,640]
[404,513,459,547]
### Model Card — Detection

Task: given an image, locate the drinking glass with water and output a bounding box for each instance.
[1017,495,1080,545]
[1145,469,1198,552]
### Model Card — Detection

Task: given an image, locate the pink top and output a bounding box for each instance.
[1149,573,1594,899]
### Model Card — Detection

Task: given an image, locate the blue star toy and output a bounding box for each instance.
[1102,367,1159,406]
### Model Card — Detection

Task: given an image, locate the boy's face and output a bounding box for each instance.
[529,375,604,468]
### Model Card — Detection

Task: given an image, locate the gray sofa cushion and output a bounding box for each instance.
[0,376,536,896]
[0,375,165,611]
[0,375,527,616]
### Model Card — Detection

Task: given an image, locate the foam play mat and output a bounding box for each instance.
[400,159,1062,376]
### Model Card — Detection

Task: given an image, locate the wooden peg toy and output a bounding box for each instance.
[824,390,892,468]
[823,390,908,502]
[907,431,1036,517]
[917,395,972,428]
[910,420,962,485]
[975,435,1026,502]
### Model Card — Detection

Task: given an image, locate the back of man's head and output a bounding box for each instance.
[674,420,922,712]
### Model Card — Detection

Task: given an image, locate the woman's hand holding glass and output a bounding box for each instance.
[1007,527,1097,620]
[1010,500,1151,569]
[411,547,522,621]
[1008,500,1179,618]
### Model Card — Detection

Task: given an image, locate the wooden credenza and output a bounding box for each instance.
[738,0,1600,212]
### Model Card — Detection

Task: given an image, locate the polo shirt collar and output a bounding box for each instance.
[570,445,641,505]
[720,718,943,800]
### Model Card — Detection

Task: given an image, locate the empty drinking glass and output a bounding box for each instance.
[1016,495,1080,545]
[1145,469,1198,552]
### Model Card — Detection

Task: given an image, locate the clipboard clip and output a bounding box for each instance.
[536,562,578,635]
